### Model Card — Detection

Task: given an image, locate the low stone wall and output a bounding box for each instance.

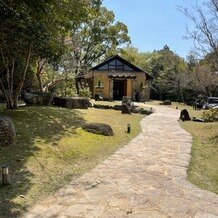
[93,104,153,115]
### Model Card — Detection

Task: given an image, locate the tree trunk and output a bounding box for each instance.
[64,71,68,97]
[75,67,80,94]
[159,88,163,100]
[75,78,80,94]
[12,96,19,109]
[180,89,185,103]
[0,79,13,109]
[0,49,14,109]
[177,79,181,102]
[42,78,70,92]
[36,59,46,92]
[37,73,43,92]
[12,46,32,109]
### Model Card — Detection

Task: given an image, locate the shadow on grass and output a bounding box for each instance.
[0,105,85,216]
[210,134,218,142]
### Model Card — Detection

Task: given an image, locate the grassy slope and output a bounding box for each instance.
[146,101,218,194]
[0,105,143,216]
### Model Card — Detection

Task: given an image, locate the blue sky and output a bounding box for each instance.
[103,0,197,59]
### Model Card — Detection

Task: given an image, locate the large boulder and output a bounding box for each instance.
[21,91,56,106]
[82,123,114,136]
[0,116,16,147]
[122,96,134,114]
[53,97,92,109]
[180,109,191,121]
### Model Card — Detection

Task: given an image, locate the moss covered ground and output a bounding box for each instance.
[0,104,143,216]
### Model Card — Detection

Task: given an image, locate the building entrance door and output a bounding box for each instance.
[113,80,127,100]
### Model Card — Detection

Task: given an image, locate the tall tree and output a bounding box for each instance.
[148,46,189,101]
[192,64,218,96]
[0,0,86,109]
[67,2,130,76]
[178,0,218,69]
[34,0,87,92]
[121,46,152,71]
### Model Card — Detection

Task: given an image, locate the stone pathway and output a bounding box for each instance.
[24,105,218,218]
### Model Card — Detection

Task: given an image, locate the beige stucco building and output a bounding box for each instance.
[76,55,152,102]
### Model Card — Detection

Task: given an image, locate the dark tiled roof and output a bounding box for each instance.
[92,55,143,72]
[91,55,153,80]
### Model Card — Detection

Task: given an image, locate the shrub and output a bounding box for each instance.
[79,83,92,98]
[202,108,218,122]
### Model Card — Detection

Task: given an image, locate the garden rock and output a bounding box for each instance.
[192,117,204,122]
[122,104,131,114]
[82,123,114,136]
[21,91,56,106]
[140,109,153,115]
[0,116,16,147]
[159,100,172,105]
[180,109,191,121]
[131,107,143,113]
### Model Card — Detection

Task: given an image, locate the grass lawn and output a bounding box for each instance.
[146,100,218,194]
[0,104,143,216]
[178,105,218,194]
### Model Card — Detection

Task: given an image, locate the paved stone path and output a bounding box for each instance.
[24,105,218,218]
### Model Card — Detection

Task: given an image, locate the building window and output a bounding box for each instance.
[109,65,116,70]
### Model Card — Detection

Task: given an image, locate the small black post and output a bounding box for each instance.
[2,165,10,185]
[127,124,131,133]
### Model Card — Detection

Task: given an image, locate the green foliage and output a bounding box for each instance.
[192,64,218,97]
[55,80,77,98]
[0,0,87,108]
[121,46,152,71]
[121,44,218,102]
[121,45,189,101]
[78,84,92,98]
[67,1,130,75]
[202,108,218,122]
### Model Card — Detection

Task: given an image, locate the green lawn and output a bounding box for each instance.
[146,100,218,194]
[179,106,218,194]
[0,104,143,216]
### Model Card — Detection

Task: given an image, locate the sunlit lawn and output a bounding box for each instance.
[0,104,143,216]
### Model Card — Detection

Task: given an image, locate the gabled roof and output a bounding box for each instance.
[91,55,143,72]
[91,55,153,79]
[76,55,153,80]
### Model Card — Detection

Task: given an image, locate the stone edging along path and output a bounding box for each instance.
[24,105,218,218]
